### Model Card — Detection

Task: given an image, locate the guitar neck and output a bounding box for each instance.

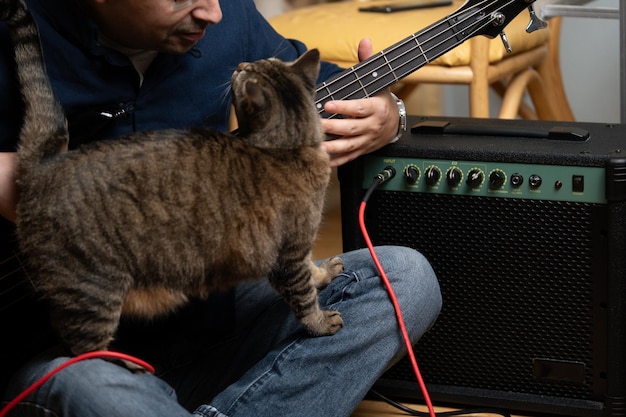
[314,0,522,117]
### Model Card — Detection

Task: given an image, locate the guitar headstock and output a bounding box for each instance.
[454,0,545,47]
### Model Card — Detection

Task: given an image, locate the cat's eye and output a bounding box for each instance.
[171,0,198,11]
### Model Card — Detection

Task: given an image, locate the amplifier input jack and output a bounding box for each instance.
[510,173,524,188]
[529,174,543,189]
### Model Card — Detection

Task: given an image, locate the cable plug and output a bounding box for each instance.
[374,166,396,185]
[363,166,397,203]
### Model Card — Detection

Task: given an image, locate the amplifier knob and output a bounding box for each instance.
[466,168,484,189]
[424,166,441,187]
[403,165,420,185]
[446,167,463,187]
[489,169,506,189]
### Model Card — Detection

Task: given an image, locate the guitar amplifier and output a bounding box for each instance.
[339,116,626,416]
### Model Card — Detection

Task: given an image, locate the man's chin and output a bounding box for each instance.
[160,41,198,54]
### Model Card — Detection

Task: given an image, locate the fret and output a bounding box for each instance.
[412,35,429,64]
[382,54,399,82]
[316,77,355,118]
[385,40,429,82]
[333,70,367,100]
[417,21,460,62]
[353,55,398,95]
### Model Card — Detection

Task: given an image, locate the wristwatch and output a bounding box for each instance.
[390,93,407,143]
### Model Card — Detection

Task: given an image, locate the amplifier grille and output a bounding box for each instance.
[360,191,606,401]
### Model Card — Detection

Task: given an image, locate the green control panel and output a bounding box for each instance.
[361,156,607,204]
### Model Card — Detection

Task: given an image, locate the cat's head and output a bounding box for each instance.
[231,49,323,148]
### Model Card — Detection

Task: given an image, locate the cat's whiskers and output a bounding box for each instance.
[270,39,294,61]
[216,78,234,128]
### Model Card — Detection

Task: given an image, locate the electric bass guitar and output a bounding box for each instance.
[0,0,545,313]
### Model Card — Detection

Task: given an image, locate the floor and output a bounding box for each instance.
[352,399,537,417]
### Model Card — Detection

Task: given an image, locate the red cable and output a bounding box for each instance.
[0,351,154,417]
[359,200,436,417]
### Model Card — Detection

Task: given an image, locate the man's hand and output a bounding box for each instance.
[320,38,400,167]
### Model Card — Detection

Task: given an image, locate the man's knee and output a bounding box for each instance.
[374,245,442,338]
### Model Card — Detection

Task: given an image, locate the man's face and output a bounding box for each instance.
[92,0,223,53]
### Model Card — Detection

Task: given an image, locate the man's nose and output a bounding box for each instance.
[191,0,223,24]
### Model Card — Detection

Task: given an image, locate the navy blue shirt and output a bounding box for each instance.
[0,0,343,150]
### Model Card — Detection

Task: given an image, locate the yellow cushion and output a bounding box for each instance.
[269,0,549,67]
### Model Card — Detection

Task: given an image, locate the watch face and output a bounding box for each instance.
[396,99,407,130]
[390,94,407,142]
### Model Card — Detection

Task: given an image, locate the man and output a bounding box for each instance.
[0,0,442,416]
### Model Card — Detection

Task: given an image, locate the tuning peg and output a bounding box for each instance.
[500,32,512,54]
[526,4,548,33]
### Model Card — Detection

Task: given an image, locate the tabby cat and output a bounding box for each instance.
[1,0,344,357]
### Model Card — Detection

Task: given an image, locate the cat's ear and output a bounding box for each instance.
[292,49,320,87]
[242,79,266,115]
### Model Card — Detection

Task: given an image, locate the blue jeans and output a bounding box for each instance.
[2,246,441,417]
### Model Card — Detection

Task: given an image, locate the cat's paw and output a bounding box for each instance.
[100,357,151,374]
[120,359,151,374]
[321,256,344,276]
[312,256,344,288]
[304,310,343,336]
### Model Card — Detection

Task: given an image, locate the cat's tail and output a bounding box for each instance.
[1,0,69,178]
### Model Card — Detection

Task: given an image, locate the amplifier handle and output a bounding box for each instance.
[411,120,590,141]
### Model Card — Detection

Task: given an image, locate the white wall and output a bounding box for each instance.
[559,0,620,123]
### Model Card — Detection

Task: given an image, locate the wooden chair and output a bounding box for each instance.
[269,0,575,121]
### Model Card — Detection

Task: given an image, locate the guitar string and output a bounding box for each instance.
[315,0,519,116]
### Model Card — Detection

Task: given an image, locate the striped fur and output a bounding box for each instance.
[2,0,343,356]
